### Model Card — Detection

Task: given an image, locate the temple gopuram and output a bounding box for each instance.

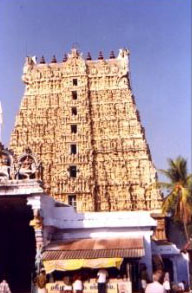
[10,48,162,212]
[0,48,189,292]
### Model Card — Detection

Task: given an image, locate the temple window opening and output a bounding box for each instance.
[68,194,77,209]
[72,107,77,115]
[71,124,77,133]
[70,144,77,154]
[69,165,77,177]
[72,91,77,100]
[73,78,78,86]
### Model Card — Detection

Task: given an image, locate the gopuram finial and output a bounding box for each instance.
[39,56,46,64]
[98,51,104,60]
[109,50,115,59]
[86,52,92,60]
[51,55,57,63]
[62,53,68,62]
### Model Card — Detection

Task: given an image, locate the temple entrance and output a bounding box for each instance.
[0,197,36,293]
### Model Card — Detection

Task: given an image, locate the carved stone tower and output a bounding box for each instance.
[10,48,162,212]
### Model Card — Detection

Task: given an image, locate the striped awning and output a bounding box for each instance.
[42,237,145,260]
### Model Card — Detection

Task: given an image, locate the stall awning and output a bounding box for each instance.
[42,237,144,272]
[42,237,145,273]
[42,237,144,260]
[43,258,123,273]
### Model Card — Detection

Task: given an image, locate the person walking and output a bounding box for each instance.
[145,270,166,293]
[97,269,108,293]
[0,279,11,293]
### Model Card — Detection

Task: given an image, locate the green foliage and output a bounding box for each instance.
[158,156,192,240]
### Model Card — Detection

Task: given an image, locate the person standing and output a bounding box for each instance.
[145,270,166,293]
[0,280,11,293]
[63,276,72,293]
[140,265,149,293]
[163,272,171,293]
[97,269,108,293]
[178,281,185,292]
[36,269,47,293]
[72,275,83,293]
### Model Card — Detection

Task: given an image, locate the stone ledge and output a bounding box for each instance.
[0,179,44,196]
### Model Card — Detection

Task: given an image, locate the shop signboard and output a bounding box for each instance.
[46,280,131,293]
[83,282,118,293]
[46,282,65,293]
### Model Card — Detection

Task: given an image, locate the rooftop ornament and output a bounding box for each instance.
[109,50,115,59]
[39,56,46,64]
[62,54,68,62]
[51,55,57,63]
[98,51,104,60]
[86,52,92,60]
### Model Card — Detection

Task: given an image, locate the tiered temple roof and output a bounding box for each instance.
[10,48,162,212]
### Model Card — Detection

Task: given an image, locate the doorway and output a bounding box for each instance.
[0,197,36,293]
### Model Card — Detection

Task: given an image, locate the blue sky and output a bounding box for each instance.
[0,0,191,173]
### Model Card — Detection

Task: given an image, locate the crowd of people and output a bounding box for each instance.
[35,269,109,293]
[141,269,188,293]
[0,268,190,293]
[35,267,189,293]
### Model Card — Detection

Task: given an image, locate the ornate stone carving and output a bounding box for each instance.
[0,143,13,180]
[10,48,162,212]
[16,148,41,180]
[30,209,43,231]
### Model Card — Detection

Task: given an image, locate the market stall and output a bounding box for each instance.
[41,237,144,293]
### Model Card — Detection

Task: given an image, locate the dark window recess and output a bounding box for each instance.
[68,195,77,209]
[72,91,77,100]
[71,125,77,133]
[73,79,78,86]
[71,144,77,154]
[72,107,77,115]
[69,165,77,178]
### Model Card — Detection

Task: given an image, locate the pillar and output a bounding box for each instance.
[27,195,44,272]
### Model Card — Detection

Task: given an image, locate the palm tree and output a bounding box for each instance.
[159,156,192,241]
